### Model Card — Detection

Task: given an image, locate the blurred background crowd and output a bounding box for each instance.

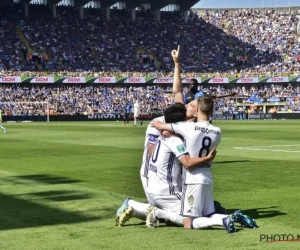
[1,4,300,115]
[0,4,300,75]
[0,84,299,115]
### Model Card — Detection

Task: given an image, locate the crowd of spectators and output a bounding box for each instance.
[0,4,300,76]
[1,4,300,116]
[1,84,299,116]
[0,85,175,115]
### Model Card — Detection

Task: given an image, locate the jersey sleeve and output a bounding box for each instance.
[146,126,161,144]
[167,137,188,159]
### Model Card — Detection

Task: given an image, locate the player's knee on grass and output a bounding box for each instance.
[183,217,193,229]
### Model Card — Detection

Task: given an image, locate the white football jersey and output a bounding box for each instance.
[140,116,165,177]
[134,102,139,112]
[171,121,221,185]
[147,136,187,196]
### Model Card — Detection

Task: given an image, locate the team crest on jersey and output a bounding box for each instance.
[176,144,186,153]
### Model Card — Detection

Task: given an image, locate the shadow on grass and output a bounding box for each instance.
[214,160,250,164]
[29,190,94,202]
[0,192,102,231]
[227,206,287,219]
[121,221,245,232]
[10,174,81,185]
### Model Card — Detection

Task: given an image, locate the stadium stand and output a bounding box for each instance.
[0,84,299,115]
[0,3,300,116]
[0,4,299,75]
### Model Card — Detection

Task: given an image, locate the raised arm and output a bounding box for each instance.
[213,92,236,99]
[179,147,217,169]
[172,45,184,104]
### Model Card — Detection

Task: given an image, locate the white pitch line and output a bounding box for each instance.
[233,147,300,153]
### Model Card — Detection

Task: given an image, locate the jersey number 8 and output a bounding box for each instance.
[199,136,212,157]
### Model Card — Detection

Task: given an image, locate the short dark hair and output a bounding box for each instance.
[190,78,198,85]
[164,102,186,123]
[197,96,214,116]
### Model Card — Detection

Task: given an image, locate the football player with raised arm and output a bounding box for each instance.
[115,47,199,226]
[115,46,227,227]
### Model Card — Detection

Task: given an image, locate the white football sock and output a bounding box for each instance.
[154,209,183,225]
[192,214,227,229]
[128,199,149,220]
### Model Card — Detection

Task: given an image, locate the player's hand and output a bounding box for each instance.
[171,45,180,63]
[150,119,162,129]
[207,147,217,160]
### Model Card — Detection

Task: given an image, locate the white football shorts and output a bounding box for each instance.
[147,193,182,213]
[140,174,150,202]
[180,184,215,218]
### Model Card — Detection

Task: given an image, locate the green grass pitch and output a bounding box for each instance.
[0,120,299,250]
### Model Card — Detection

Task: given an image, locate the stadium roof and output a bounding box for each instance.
[123,0,201,11]
[17,0,200,11]
[79,0,201,10]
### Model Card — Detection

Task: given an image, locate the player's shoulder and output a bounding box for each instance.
[194,121,221,134]
[173,121,191,127]
[151,116,165,123]
[209,124,222,135]
[161,135,183,145]
[146,116,164,135]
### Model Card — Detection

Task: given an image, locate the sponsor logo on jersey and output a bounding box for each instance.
[195,126,220,135]
[176,144,186,153]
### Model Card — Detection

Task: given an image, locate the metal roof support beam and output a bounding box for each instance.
[105,6,110,20]
[52,4,57,18]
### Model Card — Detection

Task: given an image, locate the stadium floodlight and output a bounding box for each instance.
[1,102,50,122]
